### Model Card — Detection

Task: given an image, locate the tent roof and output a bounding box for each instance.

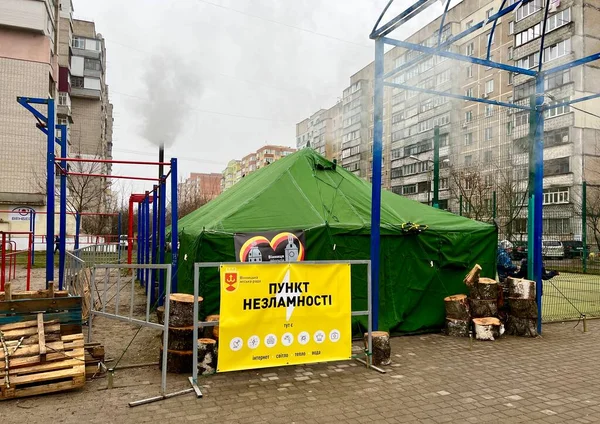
[177,149,494,235]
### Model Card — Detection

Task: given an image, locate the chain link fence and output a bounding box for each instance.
[394,107,600,322]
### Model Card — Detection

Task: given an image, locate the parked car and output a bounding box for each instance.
[562,240,590,259]
[511,241,528,260]
[542,240,564,259]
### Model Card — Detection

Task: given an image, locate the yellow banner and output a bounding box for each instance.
[218,263,351,372]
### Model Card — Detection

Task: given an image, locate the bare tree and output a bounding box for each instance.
[449,164,495,221]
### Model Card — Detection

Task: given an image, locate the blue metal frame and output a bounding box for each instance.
[158,176,167,305]
[58,125,68,290]
[170,158,179,294]
[137,202,142,282]
[74,212,81,250]
[370,0,600,335]
[151,185,158,307]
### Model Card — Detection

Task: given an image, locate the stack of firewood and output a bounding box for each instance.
[505,277,538,337]
[445,265,504,341]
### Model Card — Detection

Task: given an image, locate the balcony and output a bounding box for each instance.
[71,87,101,99]
[0,1,47,34]
[57,104,71,117]
[72,47,101,60]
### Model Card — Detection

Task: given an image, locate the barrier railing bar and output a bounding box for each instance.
[91,311,164,330]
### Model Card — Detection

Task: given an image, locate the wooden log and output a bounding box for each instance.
[197,338,217,376]
[463,264,482,286]
[472,317,504,341]
[507,277,536,300]
[505,316,538,337]
[4,282,11,301]
[364,331,391,366]
[204,315,219,340]
[469,278,499,300]
[167,294,203,328]
[158,347,193,374]
[507,298,538,319]
[445,318,469,337]
[469,299,498,318]
[167,326,194,351]
[156,306,164,325]
[444,294,470,320]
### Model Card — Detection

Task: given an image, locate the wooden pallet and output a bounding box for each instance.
[0,315,85,400]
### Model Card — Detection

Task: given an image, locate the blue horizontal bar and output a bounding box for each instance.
[384,81,531,110]
[542,53,600,76]
[382,37,537,77]
[16,96,49,105]
[385,0,524,78]
[370,0,437,39]
[543,93,600,111]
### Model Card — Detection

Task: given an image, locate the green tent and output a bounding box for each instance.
[175,149,497,334]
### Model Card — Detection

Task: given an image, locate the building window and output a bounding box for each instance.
[545,127,569,147]
[467,66,473,78]
[508,72,514,85]
[543,187,570,205]
[72,36,85,49]
[508,47,514,60]
[392,111,404,124]
[464,133,473,146]
[544,98,570,118]
[466,20,473,29]
[403,184,417,195]
[485,127,493,141]
[515,111,529,126]
[485,104,493,117]
[543,218,572,234]
[487,31,495,45]
[466,43,474,56]
[391,168,402,179]
[509,21,514,35]
[484,150,492,162]
[543,38,571,62]
[84,58,101,71]
[72,76,84,88]
[440,178,449,190]
[485,79,494,94]
[506,121,513,136]
[545,70,570,90]
[516,0,543,21]
[465,111,473,123]
[486,8,494,19]
[440,133,449,147]
[465,87,474,98]
[544,157,570,176]
[465,155,472,166]
[515,80,535,100]
[58,92,69,106]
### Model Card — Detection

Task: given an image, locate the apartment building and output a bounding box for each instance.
[223,145,296,190]
[295,102,343,163]
[510,0,600,237]
[179,173,222,202]
[0,0,59,214]
[222,160,241,191]
[296,0,600,235]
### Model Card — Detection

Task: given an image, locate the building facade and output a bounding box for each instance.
[295,0,600,240]
[295,103,343,164]
[223,145,296,190]
[179,172,222,202]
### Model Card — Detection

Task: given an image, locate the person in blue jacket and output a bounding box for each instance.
[497,240,518,280]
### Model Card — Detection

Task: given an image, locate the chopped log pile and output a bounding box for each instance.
[446,264,539,340]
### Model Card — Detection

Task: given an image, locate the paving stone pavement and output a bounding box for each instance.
[3,320,600,423]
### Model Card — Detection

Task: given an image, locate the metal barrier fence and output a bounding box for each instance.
[72,243,123,266]
[189,260,374,397]
[87,263,172,395]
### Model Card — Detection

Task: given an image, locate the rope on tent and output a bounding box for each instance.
[400,222,429,234]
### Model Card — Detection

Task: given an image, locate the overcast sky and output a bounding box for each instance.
[72,0,451,198]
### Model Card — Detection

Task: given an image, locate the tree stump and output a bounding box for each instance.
[469,299,498,318]
[463,264,482,286]
[156,306,164,325]
[472,317,504,341]
[445,318,469,337]
[203,315,219,340]
[505,316,538,337]
[168,294,203,328]
[159,347,193,374]
[508,298,538,318]
[198,338,218,375]
[469,278,499,300]
[444,294,470,320]
[508,277,536,300]
[167,326,195,351]
[364,331,391,366]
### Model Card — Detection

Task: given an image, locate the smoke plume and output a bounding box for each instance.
[141,53,201,147]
